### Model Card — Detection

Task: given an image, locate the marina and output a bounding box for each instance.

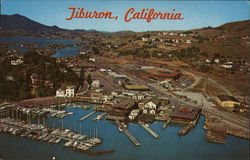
[0,117,103,154]
[0,106,249,160]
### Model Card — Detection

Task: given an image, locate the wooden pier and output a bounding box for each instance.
[80,111,96,121]
[114,120,141,146]
[140,124,160,138]
[162,117,172,129]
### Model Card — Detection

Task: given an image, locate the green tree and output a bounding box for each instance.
[86,73,93,85]
[79,67,85,85]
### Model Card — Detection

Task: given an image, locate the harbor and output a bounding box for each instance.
[0,106,249,160]
[0,116,104,155]
[1,111,249,160]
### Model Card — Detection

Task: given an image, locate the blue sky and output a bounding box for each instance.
[1,0,250,32]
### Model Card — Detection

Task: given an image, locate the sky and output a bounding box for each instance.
[1,0,250,32]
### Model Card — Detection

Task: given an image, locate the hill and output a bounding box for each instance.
[0,14,63,32]
[192,20,250,58]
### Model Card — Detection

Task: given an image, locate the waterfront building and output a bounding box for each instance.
[129,109,140,120]
[56,89,65,98]
[143,98,160,114]
[169,106,201,122]
[107,99,137,121]
[65,86,76,97]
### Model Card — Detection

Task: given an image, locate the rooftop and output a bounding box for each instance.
[124,85,150,90]
[114,99,136,110]
[217,95,239,102]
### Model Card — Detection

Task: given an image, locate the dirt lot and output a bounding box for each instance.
[142,59,191,67]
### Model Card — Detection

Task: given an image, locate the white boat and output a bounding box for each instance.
[118,127,123,132]
[64,140,73,147]
[73,141,78,147]
[55,138,61,144]
[84,142,93,147]
[51,113,57,117]
[96,115,102,120]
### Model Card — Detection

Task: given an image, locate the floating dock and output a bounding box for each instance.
[114,120,141,146]
[140,124,160,138]
[80,111,96,121]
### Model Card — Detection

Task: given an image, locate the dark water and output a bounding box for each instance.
[51,47,81,58]
[0,107,249,160]
[1,36,81,58]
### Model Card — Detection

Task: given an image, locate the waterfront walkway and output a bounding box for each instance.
[141,124,160,138]
[80,111,96,121]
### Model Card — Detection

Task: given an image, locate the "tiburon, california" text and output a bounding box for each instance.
[66,7,184,22]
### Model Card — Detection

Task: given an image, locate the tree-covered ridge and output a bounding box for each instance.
[0,52,79,102]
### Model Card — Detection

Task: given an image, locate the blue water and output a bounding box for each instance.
[1,36,81,57]
[0,107,249,160]
[52,47,81,58]
[7,46,29,53]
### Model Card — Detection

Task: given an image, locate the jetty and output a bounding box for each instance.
[80,111,96,121]
[140,124,160,138]
[162,117,171,129]
[114,120,141,146]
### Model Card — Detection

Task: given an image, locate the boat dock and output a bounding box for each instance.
[80,111,96,121]
[92,112,106,121]
[114,120,141,146]
[140,124,160,138]
[162,117,171,129]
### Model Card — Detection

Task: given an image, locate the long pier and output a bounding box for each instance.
[140,124,160,138]
[80,111,96,121]
[114,120,141,146]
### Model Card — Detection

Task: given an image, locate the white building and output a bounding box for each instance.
[91,80,100,89]
[186,39,192,44]
[89,57,96,62]
[65,86,75,97]
[102,95,109,103]
[11,59,23,65]
[206,59,211,63]
[214,59,220,64]
[142,37,149,42]
[143,99,160,114]
[129,109,140,120]
[55,89,65,98]
[111,91,118,97]
[221,64,233,69]
[80,51,86,55]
